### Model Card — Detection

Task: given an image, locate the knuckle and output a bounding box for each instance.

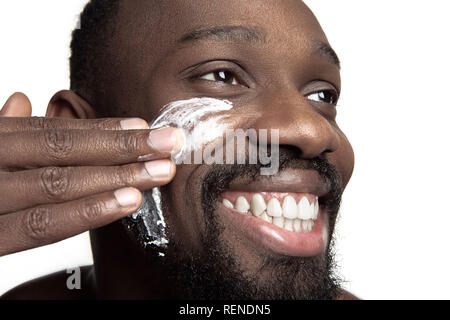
[114,131,140,155]
[40,167,70,201]
[92,119,120,130]
[23,207,52,242]
[115,165,137,186]
[26,117,50,130]
[42,129,74,160]
[77,198,106,224]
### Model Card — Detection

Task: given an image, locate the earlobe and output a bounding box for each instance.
[46,90,96,119]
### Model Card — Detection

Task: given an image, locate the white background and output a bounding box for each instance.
[1,0,450,299]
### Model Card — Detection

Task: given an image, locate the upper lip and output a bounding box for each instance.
[227,168,330,197]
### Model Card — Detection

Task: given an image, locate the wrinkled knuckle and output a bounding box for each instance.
[93,119,119,130]
[23,207,52,242]
[77,198,106,224]
[114,131,140,155]
[26,117,49,130]
[43,129,74,160]
[40,167,70,201]
[115,165,137,186]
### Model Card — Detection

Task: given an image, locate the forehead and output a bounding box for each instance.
[117,0,329,50]
[106,0,338,113]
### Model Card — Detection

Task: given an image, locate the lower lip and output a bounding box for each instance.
[217,202,328,257]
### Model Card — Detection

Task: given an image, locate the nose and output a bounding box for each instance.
[251,91,340,159]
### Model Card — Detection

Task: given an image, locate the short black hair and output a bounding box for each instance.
[70,0,121,101]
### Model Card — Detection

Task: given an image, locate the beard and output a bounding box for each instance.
[165,220,341,300]
[158,146,344,300]
[123,146,344,299]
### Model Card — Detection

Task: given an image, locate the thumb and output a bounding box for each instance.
[0,92,32,117]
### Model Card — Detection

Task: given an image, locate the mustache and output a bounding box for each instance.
[201,146,343,229]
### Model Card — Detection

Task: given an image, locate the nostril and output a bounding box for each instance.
[277,145,302,159]
[275,145,329,161]
[298,145,331,160]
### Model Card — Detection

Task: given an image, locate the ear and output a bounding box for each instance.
[46,90,97,119]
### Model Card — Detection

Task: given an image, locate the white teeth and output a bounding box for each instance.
[222,199,234,209]
[222,193,318,233]
[235,196,250,213]
[284,218,294,231]
[272,217,285,228]
[267,198,283,217]
[313,198,319,220]
[250,194,267,216]
[298,196,313,220]
[282,196,298,219]
[258,211,273,223]
[307,220,314,232]
[294,219,301,232]
[302,219,309,232]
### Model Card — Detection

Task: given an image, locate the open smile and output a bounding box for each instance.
[216,170,330,257]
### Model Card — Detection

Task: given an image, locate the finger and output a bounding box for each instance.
[0,92,32,117]
[0,187,142,257]
[0,160,176,214]
[0,116,150,133]
[0,127,184,169]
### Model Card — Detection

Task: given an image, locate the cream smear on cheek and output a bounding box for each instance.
[128,98,234,253]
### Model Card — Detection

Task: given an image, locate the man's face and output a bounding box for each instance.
[105,0,354,299]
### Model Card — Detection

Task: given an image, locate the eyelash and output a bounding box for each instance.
[197,70,241,86]
[307,90,339,106]
[197,69,339,106]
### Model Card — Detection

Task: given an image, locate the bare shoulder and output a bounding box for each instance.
[1,265,95,300]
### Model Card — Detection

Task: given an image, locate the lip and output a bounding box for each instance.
[214,169,330,257]
[228,169,330,197]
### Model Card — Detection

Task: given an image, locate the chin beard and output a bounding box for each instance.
[166,226,341,300]
[161,147,344,300]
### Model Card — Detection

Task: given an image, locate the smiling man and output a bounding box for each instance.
[1,0,355,300]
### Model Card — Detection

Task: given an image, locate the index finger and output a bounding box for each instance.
[0,127,185,169]
[0,117,150,133]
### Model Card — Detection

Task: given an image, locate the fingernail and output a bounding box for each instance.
[144,160,173,179]
[114,187,141,207]
[148,127,185,154]
[120,118,150,130]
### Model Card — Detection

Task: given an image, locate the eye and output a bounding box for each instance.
[198,70,240,86]
[307,90,339,106]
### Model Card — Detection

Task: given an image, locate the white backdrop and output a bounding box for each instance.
[1,0,450,299]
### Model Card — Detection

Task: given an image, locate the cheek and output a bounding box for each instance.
[166,164,206,251]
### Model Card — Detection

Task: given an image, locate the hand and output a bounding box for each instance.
[0,93,183,257]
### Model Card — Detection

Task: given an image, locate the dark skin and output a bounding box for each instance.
[1,0,356,299]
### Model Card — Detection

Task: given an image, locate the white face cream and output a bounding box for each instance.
[128,98,234,252]
[151,97,234,164]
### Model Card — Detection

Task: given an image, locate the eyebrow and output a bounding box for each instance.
[179,25,267,44]
[316,42,341,69]
[178,25,341,68]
